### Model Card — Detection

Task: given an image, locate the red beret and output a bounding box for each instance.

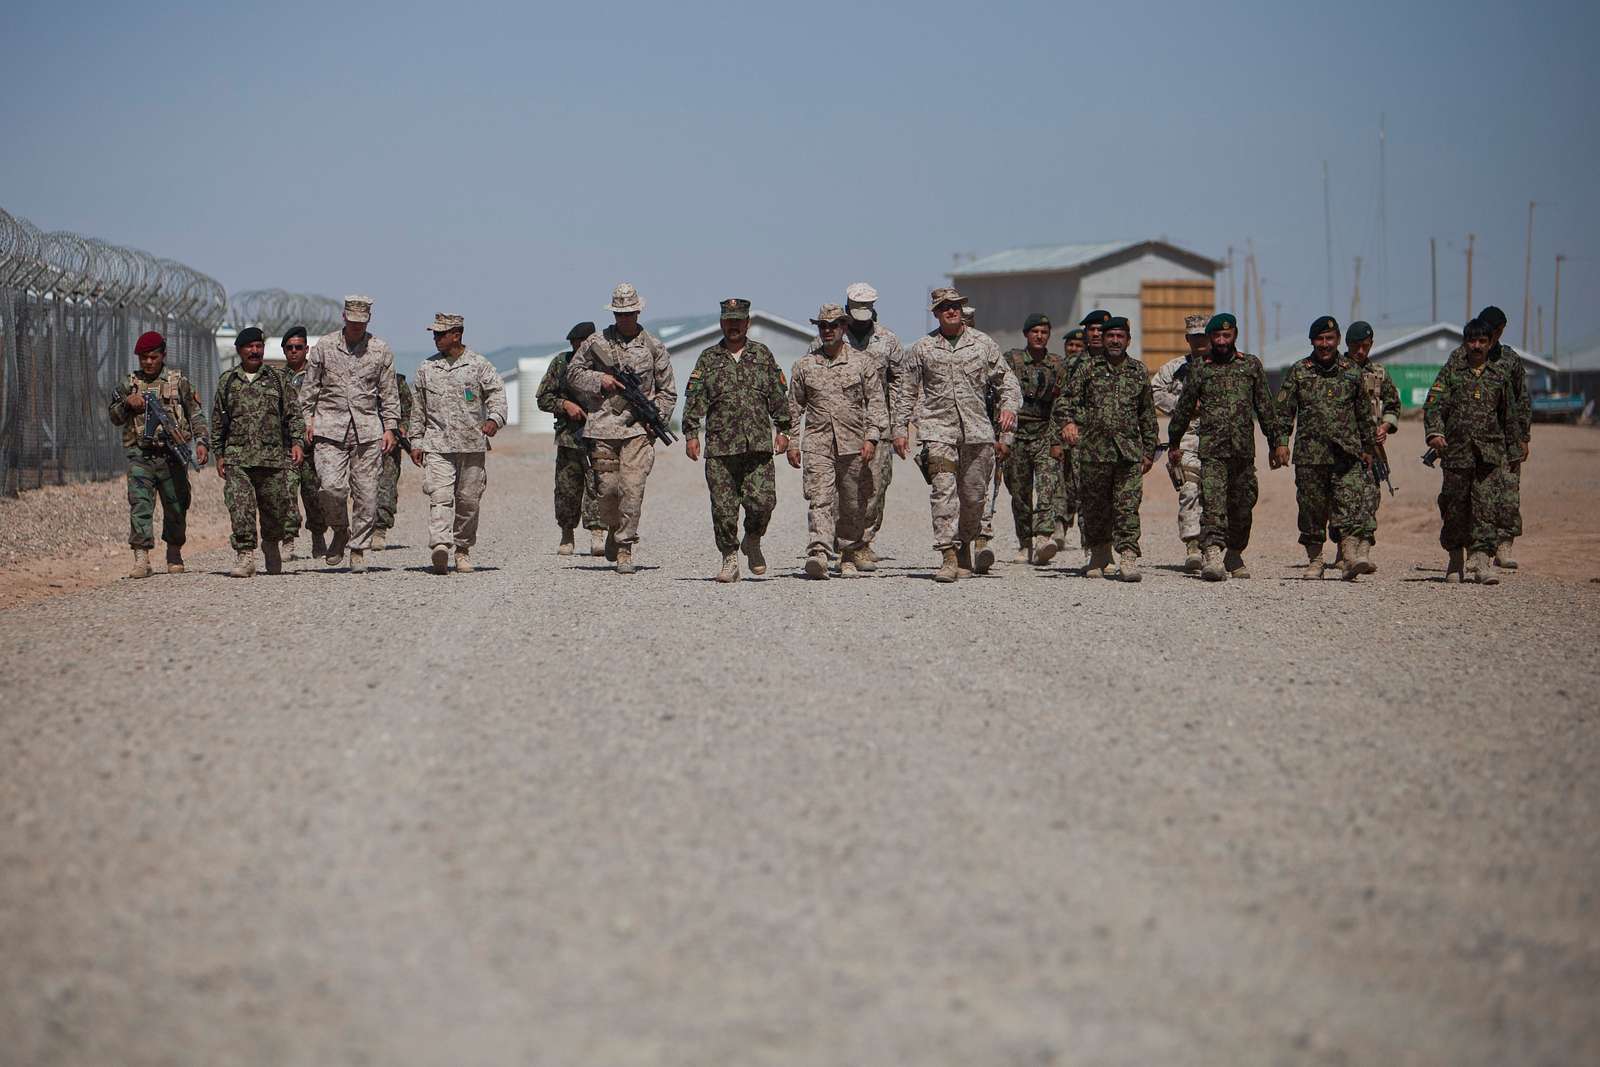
[134,331,166,355]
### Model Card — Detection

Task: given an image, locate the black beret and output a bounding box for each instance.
[1079,309,1111,327]
[1464,318,1492,339]
[1063,327,1085,343]
[234,326,265,348]
[567,321,597,344]
[1308,315,1340,340]
[1102,316,1131,332]
[1023,313,1051,332]
[282,325,307,344]
[1345,320,1373,344]
[1478,305,1507,329]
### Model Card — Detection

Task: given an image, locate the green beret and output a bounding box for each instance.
[1063,327,1085,343]
[1079,309,1111,327]
[1103,316,1131,332]
[1308,315,1339,340]
[1206,313,1237,334]
[1345,320,1373,344]
[1023,313,1051,332]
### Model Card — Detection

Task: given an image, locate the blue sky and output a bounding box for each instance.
[5,0,1597,355]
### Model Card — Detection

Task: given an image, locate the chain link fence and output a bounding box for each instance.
[0,206,228,496]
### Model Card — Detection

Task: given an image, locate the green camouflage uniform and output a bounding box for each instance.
[212,365,305,551]
[375,373,413,531]
[283,367,324,540]
[682,339,791,553]
[1000,347,1069,543]
[1333,359,1401,545]
[1275,355,1378,548]
[1058,351,1089,536]
[1424,360,1517,554]
[108,368,208,550]
[1166,349,1283,551]
[534,351,602,532]
[1445,342,1530,540]
[1058,353,1158,555]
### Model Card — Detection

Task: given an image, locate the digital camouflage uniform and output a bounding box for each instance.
[1275,355,1378,550]
[1166,349,1283,554]
[788,341,888,556]
[534,351,602,534]
[1445,342,1530,542]
[1057,351,1089,537]
[375,373,413,532]
[283,366,324,542]
[108,368,208,550]
[1151,354,1203,542]
[1000,347,1069,544]
[682,338,791,553]
[1424,359,1516,556]
[212,365,305,551]
[1058,353,1158,556]
[408,348,508,551]
[1333,359,1401,546]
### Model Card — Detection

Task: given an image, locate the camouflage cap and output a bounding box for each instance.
[426,312,465,334]
[929,286,965,312]
[811,303,848,325]
[845,282,878,321]
[607,283,644,314]
[343,295,373,323]
[1184,314,1208,336]
[719,298,751,320]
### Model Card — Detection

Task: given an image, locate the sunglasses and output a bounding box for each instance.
[284,343,308,351]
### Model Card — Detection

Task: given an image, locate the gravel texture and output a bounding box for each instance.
[1,425,1597,1066]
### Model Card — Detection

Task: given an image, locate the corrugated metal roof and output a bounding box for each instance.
[1260,322,1560,372]
[950,238,1221,278]
[1552,331,1600,371]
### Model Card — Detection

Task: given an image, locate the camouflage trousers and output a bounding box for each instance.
[1197,455,1259,551]
[375,449,402,530]
[861,441,894,545]
[1438,460,1506,554]
[802,449,870,554]
[1001,433,1061,542]
[1174,441,1202,542]
[1057,444,1080,536]
[224,464,294,552]
[124,447,191,549]
[588,436,655,545]
[926,441,994,550]
[1079,460,1145,555]
[1502,460,1523,539]
[314,430,382,552]
[1332,466,1382,547]
[706,451,776,553]
[554,445,602,532]
[283,458,324,540]
[1294,459,1373,548]
[421,451,487,549]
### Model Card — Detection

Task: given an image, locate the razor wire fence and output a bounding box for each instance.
[0,206,227,496]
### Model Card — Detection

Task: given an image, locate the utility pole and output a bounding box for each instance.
[1553,253,1565,380]
[1253,252,1266,355]
[1377,115,1389,320]
[1522,201,1535,347]
[1323,160,1335,311]
[1465,234,1475,321]
[1430,237,1438,321]
[1274,300,1282,343]
[1350,256,1362,322]
[1241,251,1251,351]
[1537,305,1544,353]
[1227,245,1236,312]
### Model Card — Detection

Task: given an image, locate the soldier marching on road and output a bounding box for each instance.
[1001,314,1069,565]
[842,282,904,565]
[371,371,413,552]
[1150,314,1209,571]
[682,298,792,583]
[279,326,326,561]
[787,304,888,579]
[1052,324,1088,552]
[1444,305,1531,570]
[107,331,209,578]
[212,327,305,577]
[535,321,606,556]
[407,314,508,575]
[892,287,1020,584]
[1332,320,1400,560]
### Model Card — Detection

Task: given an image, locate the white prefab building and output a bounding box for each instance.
[949,239,1221,365]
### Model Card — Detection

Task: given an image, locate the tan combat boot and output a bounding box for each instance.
[955,542,975,578]
[1336,538,1361,580]
[310,529,328,559]
[558,528,575,556]
[229,550,256,578]
[1201,545,1228,582]
[857,544,880,566]
[1348,538,1376,577]
[1119,550,1142,582]
[130,548,153,579]
[1083,543,1114,578]
[1033,536,1059,565]
[715,551,740,583]
[838,550,860,578]
[282,537,299,562]
[1223,549,1250,579]
[431,546,449,574]
[165,545,185,574]
[1444,547,1466,583]
[1012,545,1030,564]
[455,546,473,574]
[262,540,283,575]
[1358,539,1378,575]
[1052,519,1067,550]
[1494,540,1518,569]
[1184,538,1203,573]
[348,549,366,573]
[803,551,829,580]
[932,547,960,583]
[325,528,348,567]
[615,546,636,575]
[1467,550,1499,585]
[371,529,386,551]
[972,537,994,574]
[741,535,768,575]
[1306,543,1326,580]
[590,529,608,557]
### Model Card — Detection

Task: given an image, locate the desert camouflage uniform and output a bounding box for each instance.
[1000,347,1069,543]
[1151,354,1203,541]
[1058,353,1158,555]
[837,322,904,546]
[408,349,507,550]
[1275,355,1378,549]
[894,327,1020,550]
[1424,360,1517,554]
[108,368,208,550]
[300,330,401,552]
[283,366,324,541]
[375,372,413,532]
[534,350,602,533]
[212,364,305,551]
[789,343,887,554]
[682,338,791,553]
[1445,342,1530,540]
[1166,349,1283,551]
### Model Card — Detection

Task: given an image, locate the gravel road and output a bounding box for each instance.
[2,430,1597,1066]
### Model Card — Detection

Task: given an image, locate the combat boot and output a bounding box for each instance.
[1083,543,1114,579]
[431,546,450,574]
[1494,540,1519,569]
[715,551,741,583]
[311,529,328,559]
[932,547,960,583]
[282,537,299,562]
[1033,536,1058,565]
[1052,519,1067,550]
[1444,547,1465,583]
[604,531,620,562]
[129,548,153,579]
[262,540,283,575]
[325,527,348,567]
[349,549,367,573]
[955,542,975,578]
[1350,539,1377,577]
[1119,550,1142,582]
[229,550,256,578]
[558,528,575,556]
[972,537,994,574]
[838,551,860,579]
[590,529,608,557]
[1336,538,1361,580]
[1467,551,1499,585]
[371,529,387,551]
[615,546,636,575]
[165,545,185,574]
[454,546,473,574]
[1223,549,1250,579]
[1012,545,1030,564]
[857,544,880,566]
[1201,545,1229,582]
[1184,538,1203,573]
[1305,543,1326,580]
[803,551,829,580]
[741,535,768,575]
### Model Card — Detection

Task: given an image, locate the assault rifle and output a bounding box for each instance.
[115,387,201,470]
[612,364,676,446]
[1371,444,1398,495]
[1421,447,1439,468]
